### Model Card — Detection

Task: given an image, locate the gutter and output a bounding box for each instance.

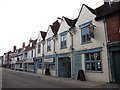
[68,29,74,79]
[103,19,112,83]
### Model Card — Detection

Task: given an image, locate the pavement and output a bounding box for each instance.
[2,68,120,88]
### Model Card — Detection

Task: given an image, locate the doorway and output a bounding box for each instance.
[112,51,120,83]
[58,57,71,77]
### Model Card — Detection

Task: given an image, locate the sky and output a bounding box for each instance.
[0,0,104,56]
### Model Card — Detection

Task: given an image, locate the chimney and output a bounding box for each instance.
[13,46,16,52]
[29,37,32,44]
[104,0,109,6]
[104,0,114,6]
[22,42,25,48]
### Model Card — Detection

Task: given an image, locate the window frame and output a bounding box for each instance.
[79,21,95,44]
[85,51,102,72]
[37,42,41,54]
[60,32,67,49]
[47,38,52,52]
[81,27,91,44]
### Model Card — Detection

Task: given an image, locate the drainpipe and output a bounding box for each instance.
[52,35,58,77]
[52,36,56,53]
[103,19,112,82]
[34,45,37,73]
[42,41,45,74]
[68,29,74,79]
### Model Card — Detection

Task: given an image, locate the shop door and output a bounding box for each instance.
[113,51,120,83]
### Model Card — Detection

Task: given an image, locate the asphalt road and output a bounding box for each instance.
[2,68,80,88]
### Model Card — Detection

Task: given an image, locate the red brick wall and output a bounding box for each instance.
[106,14,120,43]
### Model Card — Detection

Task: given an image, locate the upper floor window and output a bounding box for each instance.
[17,57,19,61]
[85,51,102,72]
[37,42,41,54]
[81,27,91,43]
[80,21,95,44]
[60,33,67,49]
[47,38,51,52]
[25,53,27,58]
[31,50,33,57]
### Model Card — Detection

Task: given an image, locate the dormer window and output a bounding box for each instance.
[79,21,96,44]
[37,42,41,54]
[60,31,67,49]
[47,38,51,52]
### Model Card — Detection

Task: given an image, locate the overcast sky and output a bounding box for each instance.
[0,0,104,55]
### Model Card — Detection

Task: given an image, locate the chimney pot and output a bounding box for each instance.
[22,42,25,48]
[13,46,16,52]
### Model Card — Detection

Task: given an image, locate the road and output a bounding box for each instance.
[2,68,80,88]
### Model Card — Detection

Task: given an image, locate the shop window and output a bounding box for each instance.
[85,51,102,72]
[38,64,42,68]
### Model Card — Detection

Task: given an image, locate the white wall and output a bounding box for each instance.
[36,32,43,57]
[44,26,54,56]
[73,5,109,82]
[55,18,71,54]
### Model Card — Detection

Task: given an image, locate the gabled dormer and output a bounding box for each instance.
[76,4,96,26]
[44,26,54,54]
[36,31,47,56]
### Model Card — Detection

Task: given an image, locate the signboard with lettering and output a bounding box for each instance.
[44,58,54,62]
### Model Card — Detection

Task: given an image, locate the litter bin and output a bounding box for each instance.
[77,69,86,81]
[45,68,50,75]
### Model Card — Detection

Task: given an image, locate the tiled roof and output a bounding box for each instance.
[83,4,96,15]
[40,31,47,40]
[50,20,60,36]
[62,4,95,30]
[63,16,78,30]
[17,48,24,56]
[95,2,120,20]
[24,39,37,52]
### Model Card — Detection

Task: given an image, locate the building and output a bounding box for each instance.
[15,42,26,71]
[95,0,120,83]
[34,4,110,82]
[2,53,8,68]
[11,46,18,70]
[35,31,47,74]
[43,20,60,76]
[0,56,3,67]
[23,39,37,72]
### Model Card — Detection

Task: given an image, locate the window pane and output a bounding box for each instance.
[91,62,95,71]
[61,34,67,48]
[64,40,66,47]
[87,34,91,41]
[47,39,51,51]
[38,43,40,53]
[61,41,63,48]
[86,62,90,70]
[91,53,95,61]
[85,53,90,61]
[95,52,100,60]
[61,35,64,41]
[81,27,90,35]
[82,35,86,42]
[63,35,66,41]
[97,62,102,71]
